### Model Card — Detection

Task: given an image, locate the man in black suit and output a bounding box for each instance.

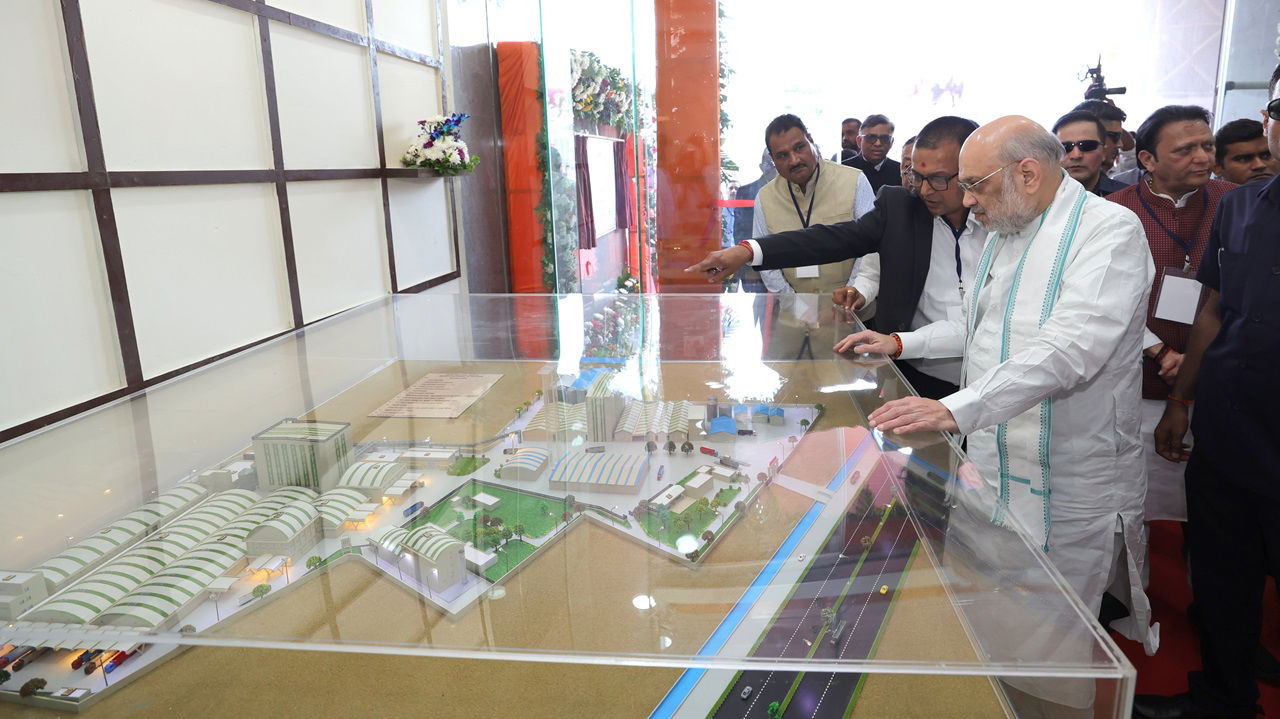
[686,116,985,401]
[843,114,902,192]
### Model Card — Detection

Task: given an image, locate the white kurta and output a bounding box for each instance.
[898,175,1158,653]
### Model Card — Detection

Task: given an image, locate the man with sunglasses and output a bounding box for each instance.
[685,116,984,401]
[1075,99,1138,181]
[842,114,902,192]
[1107,105,1237,529]
[1135,66,1280,719]
[1053,110,1127,196]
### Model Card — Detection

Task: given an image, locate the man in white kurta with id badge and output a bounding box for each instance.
[837,117,1160,663]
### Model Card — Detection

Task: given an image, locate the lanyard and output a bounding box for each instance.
[1138,184,1205,270]
[787,162,821,228]
[941,216,965,282]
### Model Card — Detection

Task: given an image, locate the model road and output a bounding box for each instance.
[785,517,918,719]
[712,483,892,719]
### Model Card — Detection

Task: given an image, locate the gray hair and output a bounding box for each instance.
[997,125,1064,170]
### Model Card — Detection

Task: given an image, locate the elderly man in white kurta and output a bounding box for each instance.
[836,116,1159,660]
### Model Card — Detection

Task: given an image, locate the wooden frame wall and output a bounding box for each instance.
[0,0,459,444]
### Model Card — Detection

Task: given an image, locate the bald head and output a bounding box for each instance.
[959,116,1066,233]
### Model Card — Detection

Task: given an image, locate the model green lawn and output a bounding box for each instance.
[482,539,538,582]
[446,456,490,476]
[638,497,720,548]
[411,481,570,539]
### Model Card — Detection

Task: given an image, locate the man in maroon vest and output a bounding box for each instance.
[1108,105,1236,525]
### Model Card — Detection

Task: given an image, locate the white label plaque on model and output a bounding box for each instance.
[369,373,503,419]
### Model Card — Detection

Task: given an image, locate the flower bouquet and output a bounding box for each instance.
[402,113,480,175]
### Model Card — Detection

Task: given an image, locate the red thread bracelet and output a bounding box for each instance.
[1167,394,1192,408]
[890,333,903,358]
[1154,345,1171,362]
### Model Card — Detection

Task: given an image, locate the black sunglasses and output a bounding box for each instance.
[860,133,893,146]
[1062,140,1102,153]
[1268,98,1280,121]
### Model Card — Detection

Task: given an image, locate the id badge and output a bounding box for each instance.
[1153,267,1201,324]
[795,265,820,279]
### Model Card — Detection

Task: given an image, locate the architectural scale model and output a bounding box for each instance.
[0,362,920,718]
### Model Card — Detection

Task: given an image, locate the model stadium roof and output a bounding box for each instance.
[615,400,691,436]
[314,488,367,527]
[250,500,320,540]
[525,403,586,432]
[401,525,462,561]
[29,489,261,625]
[337,461,406,490]
[547,451,650,488]
[35,483,209,586]
[503,448,549,471]
[252,419,350,442]
[376,526,410,553]
[94,488,315,629]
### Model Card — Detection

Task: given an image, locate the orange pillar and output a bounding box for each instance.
[654,0,722,360]
[654,0,721,293]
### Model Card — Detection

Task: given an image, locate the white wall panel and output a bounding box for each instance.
[112,184,293,378]
[371,0,437,55]
[378,53,442,167]
[387,178,454,288]
[0,2,84,172]
[80,0,273,170]
[0,191,124,429]
[288,179,390,322]
[271,22,378,169]
[271,0,367,35]
[144,333,316,484]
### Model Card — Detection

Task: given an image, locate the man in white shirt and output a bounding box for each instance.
[835,116,1158,659]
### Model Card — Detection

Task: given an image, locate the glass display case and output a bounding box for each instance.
[0,293,1133,717]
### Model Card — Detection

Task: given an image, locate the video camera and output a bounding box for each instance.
[1083,58,1126,100]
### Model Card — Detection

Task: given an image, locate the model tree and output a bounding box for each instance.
[512,523,526,541]
[767,701,782,719]
[813,403,825,413]
[534,389,543,399]
[821,607,836,625]
[252,583,271,600]
[305,555,322,571]
[179,624,196,633]
[701,530,714,542]
[800,418,810,430]
[735,501,747,514]
[681,441,693,455]
[645,440,657,454]
[19,678,47,698]
[665,440,676,455]
[0,669,10,686]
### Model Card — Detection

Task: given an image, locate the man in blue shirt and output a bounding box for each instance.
[1135,64,1280,719]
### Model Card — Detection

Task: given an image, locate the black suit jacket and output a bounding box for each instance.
[754,186,936,334]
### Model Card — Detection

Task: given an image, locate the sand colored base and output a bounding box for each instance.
[1,359,1014,718]
[851,547,1008,718]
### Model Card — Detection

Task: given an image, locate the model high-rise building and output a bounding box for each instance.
[252,419,353,492]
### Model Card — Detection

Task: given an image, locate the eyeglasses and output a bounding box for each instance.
[1268,98,1280,121]
[860,133,894,146]
[1061,140,1102,153]
[958,160,1021,194]
[1104,131,1121,143]
[906,169,960,191]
